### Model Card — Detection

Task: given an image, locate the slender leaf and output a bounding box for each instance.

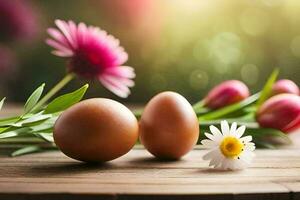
[133,109,143,119]
[245,127,291,144]
[0,116,21,127]
[30,122,56,132]
[24,83,45,113]
[200,120,259,128]
[256,68,279,107]
[0,137,44,144]
[0,97,5,111]
[11,145,57,157]
[193,100,205,111]
[34,132,54,143]
[44,84,89,114]
[198,93,260,120]
[0,127,8,133]
[11,145,42,157]
[12,114,52,127]
[254,141,276,149]
[0,127,31,139]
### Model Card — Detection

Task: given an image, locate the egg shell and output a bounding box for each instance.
[54,98,138,162]
[139,91,199,159]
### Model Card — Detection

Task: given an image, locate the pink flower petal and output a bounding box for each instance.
[52,50,73,57]
[104,73,135,87]
[99,75,130,98]
[47,28,70,49]
[101,74,130,93]
[105,66,136,79]
[55,19,76,49]
[67,20,78,48]
[77,22,88,45]
[46,39,73,56]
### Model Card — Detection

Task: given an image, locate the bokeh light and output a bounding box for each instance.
[0,0,299,103]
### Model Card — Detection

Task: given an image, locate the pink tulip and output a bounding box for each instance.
[256,94,300,133]
[204,80,250,109]
[271,79,299,96]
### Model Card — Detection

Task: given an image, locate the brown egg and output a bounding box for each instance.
[139,91,199,159]
[54,98,138,162]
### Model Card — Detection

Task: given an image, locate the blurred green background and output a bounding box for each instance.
[0,0,299,104]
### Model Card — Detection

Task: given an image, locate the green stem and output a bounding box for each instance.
[192,100,205,111]
[32,73,75,112]
[198,92,260,121]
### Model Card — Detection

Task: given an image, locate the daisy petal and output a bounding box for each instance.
[235,125,246,138]
[245,145,255,152]
[209,125,223,140]
[216,157,225,168]
[209,157,221,167]
[241,135,252,143]
[204,132,216,141]
[221,159,229,170]
[221,120,230,136]
[239,151,255,164]
[201,139,218,148]
[203,148,219,160]
[230,122,237,136]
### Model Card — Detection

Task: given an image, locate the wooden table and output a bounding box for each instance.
[0,106,300,200]
[0,143,300,200]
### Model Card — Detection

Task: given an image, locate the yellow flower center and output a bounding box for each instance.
[220,136,244,158]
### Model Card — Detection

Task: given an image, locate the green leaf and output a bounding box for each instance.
[0,137,44,144]
[34,133,54,143]
[0,127,31,139]
[256,68,279,107]
[44,84,89,114]
[198,93,260,120]
[11,145,42,157]
[245,127,291,144]
[0,97,5,111]
[200,120,259,128]
[11,145,57,157]
[24,83,45,114]
[12,114,52,127]
[254,141,276,149]
[29,117,57,131]
[193,100,205,111]
[0,116,20,127]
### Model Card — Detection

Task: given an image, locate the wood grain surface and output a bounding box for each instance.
[0,144,300,200]
[0,106,300,200]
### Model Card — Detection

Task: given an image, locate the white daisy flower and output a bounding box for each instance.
[201,120,255,170]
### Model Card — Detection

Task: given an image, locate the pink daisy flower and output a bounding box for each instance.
[46,19,135,98]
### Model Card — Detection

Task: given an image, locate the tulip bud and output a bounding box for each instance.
[256,94,300,133]
[204,80,250,109]
[271,79,299,96]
